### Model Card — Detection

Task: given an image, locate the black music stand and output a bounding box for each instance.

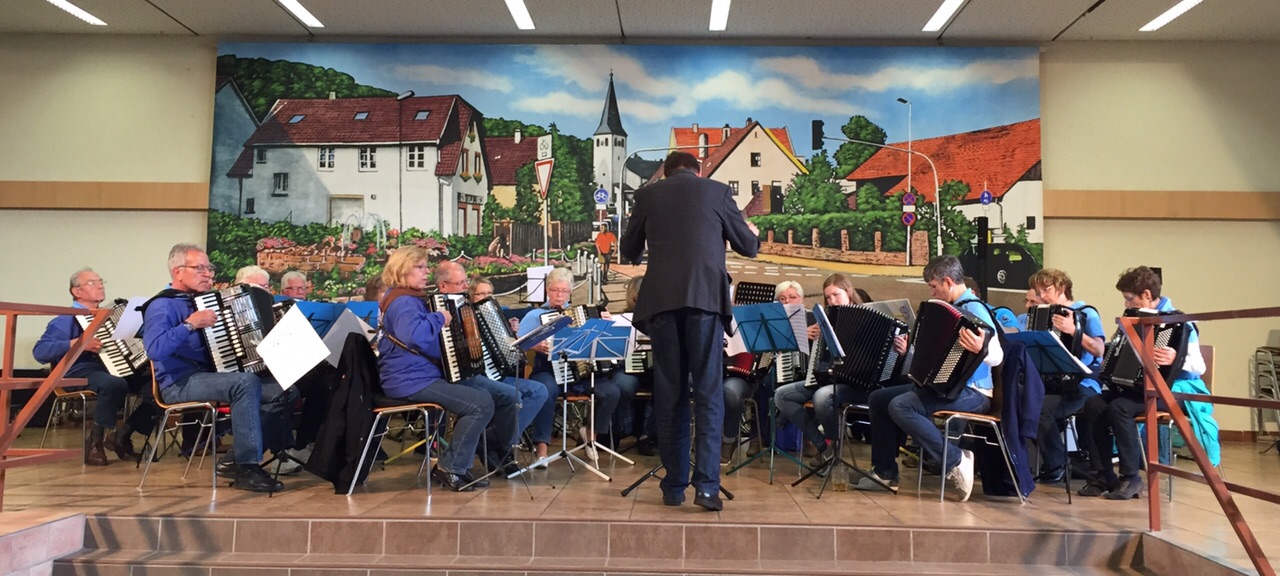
[789,305,892,498]
[724,303,810,482]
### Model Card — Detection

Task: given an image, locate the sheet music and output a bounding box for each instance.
[256,306,329,389]
[863,299,916,329]
[525,265,555,303]
[111,297,149,340]
[784,303,810,356]
[321,308,374,368]
[1006,330,1092,374]
[724,318,749,356]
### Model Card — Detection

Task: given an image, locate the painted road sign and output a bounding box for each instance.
[980,190,993,205]
[902,192,916,206]
[537,134,553,161]
[902,212,917,226]
[902,205,916,213]
[594,188,609,204]
[535,158,555,199]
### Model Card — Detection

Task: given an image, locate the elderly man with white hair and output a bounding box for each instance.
[280,270,310,300]
[233,265,272,291]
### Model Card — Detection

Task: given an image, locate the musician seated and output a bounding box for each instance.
[772,275,880,468]
[859,256,1002,500]
[436,261,543,474]
[378,247,495,491]
[141,244,295,493]
[33,267,156,466]
[620,275,659,455]
[1026,269,1105,484]
[1077,266,1207,500]
[281,271,311,300]
[234,265,272,292]
[517,267,639,462]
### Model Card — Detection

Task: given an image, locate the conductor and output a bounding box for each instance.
[620,151,759,510]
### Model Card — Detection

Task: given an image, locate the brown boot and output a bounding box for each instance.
[85,426,109,466]
[745,435,763,458]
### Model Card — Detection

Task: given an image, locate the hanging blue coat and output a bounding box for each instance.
[977,338,1045,498]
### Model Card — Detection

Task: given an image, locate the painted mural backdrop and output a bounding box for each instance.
[209,42,1041,299]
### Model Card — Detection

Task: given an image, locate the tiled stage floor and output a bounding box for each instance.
[5,429,1279,574]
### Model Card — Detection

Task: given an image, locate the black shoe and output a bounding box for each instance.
[693,491,723,511]
[215,456,237,479]
[662,492,685,506]
[1106,476,1144,500]
[1078,479,1117,497]
[636,436,658,457]
[461,470,490,489]
[1037,467,1065,484]
[234,465,284,493]
[487,452,520,476]
[431,465,476,492]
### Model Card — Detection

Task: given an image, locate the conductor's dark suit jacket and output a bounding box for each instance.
[619,168,760,333]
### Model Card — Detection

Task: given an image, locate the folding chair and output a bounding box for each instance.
[138,363,223,492]
[921,405,1027,504]
[38,381,92,450]
[347,395,443,496]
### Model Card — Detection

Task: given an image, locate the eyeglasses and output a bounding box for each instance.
[180,265,217,275]
[547,288,572,295]
[441,278,469,287]
[79,280,106,287]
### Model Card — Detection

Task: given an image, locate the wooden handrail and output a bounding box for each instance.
[1118,312,1278,576]
[0,303,106,508]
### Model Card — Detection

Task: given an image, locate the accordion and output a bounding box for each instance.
[806,305,908,390]
[1027,304,1087,357]
[542,305,602,387]
[76,300,148,378]
[625,331,653,375]
[427,293,486,383]
[193,284,276,374]
[473,296,522,379]
[907,299,992,399]
[1100,308,1190,395]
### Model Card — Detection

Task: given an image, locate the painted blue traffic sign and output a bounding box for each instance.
[901,212,917,227]
[902,192,916,206]
[594,188,609,204]
[980,190,993,205]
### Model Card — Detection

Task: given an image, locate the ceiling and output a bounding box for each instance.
[3,0,1278,43]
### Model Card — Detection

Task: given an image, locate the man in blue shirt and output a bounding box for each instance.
[141,243,294,493]
[33,268,154,465]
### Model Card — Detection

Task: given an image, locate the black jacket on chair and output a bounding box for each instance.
[305,333,377,493]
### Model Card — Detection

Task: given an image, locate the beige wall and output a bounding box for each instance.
[1042,41,1280,431]
[0,34,216,368]
[2,34,1278,432]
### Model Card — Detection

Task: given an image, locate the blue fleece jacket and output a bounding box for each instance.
[32,302,105,374]
[142,293,211,390]
[376,294,448,399]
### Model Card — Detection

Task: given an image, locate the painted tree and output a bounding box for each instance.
[546,124,594,223]
[782,151,845,215]
[852,182,889,212]
[833,115,888,178]
[511,163,542,224]
[914,180,977,257]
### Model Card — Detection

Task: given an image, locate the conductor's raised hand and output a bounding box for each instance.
[746,220,759,236]
[959,327,987,354]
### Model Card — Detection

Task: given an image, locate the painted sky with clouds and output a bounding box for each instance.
[220,42,1038,162]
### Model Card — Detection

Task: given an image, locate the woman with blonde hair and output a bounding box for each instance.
[377,246,495,492]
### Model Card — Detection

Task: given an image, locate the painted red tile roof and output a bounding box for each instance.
[671,125,795,158]
[843,119,1040,203]
[645,122,804,187]
[483,137,538,186]
[228,95,484,178]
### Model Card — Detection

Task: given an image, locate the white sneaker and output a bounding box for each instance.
[284,445,312,465]
[268,455,303,476]
[946,449,975,502]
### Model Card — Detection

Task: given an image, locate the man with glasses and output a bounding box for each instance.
[280,271,311,300]
[433,260,527,477]
[34,267,157,465]
[140,243,295,492]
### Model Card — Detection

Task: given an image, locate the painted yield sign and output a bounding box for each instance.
[535,158,555,199]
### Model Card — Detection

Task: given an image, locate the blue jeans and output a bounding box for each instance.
[458,375,521,451]
[161,371,293,466]
[888,385,990,474]
[869,384,915,480]
[649,309,724,497]
[527,369,626,444]
[774,381,867,447]
[1037,386,1097,473]
[610,371,640,440]
[399,381,494,475]
[67,364,130,430]
[503,376,548,439]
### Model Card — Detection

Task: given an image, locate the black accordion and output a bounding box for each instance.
[1099,308,1190,396]
[193,284,276,374]
[76,300,148,378]
[473,296,522,379]
[907,299,992,399]
[806,305,908,391]
[1026,303,1094,394]
[625,330,653,375]
[542,305,602,387]
[427,293,486,383]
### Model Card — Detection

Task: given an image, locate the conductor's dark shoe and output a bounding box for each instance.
[215,456,237,479]
[431,465,476,492]
[234,465,284,493]
[636,436,658,457]
[662,492,685,506]
[694,492,723,512]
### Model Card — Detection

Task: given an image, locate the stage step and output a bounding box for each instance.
[46,515,1176,575]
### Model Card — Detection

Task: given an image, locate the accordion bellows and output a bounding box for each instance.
[907,299,991,399]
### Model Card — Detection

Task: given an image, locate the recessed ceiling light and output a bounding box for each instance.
[45,0,106,26]
[923,0,964,32]
[278,0,324,28]
[505,0,535,30]
[1140,0,1203,32]
[710,0,731,31]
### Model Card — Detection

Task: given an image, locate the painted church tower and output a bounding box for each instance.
[593,73,627,205]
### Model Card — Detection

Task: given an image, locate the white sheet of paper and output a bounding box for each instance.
[321,309,374,368]
[111,297,149,340]
[724,318,749,356]
[256,306,329,389]
[784,303,810,356]
[525,265,555,303]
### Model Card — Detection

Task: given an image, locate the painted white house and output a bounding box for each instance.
[209,77,258,215]
[223,94,491,236]
[662,121,806,214]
